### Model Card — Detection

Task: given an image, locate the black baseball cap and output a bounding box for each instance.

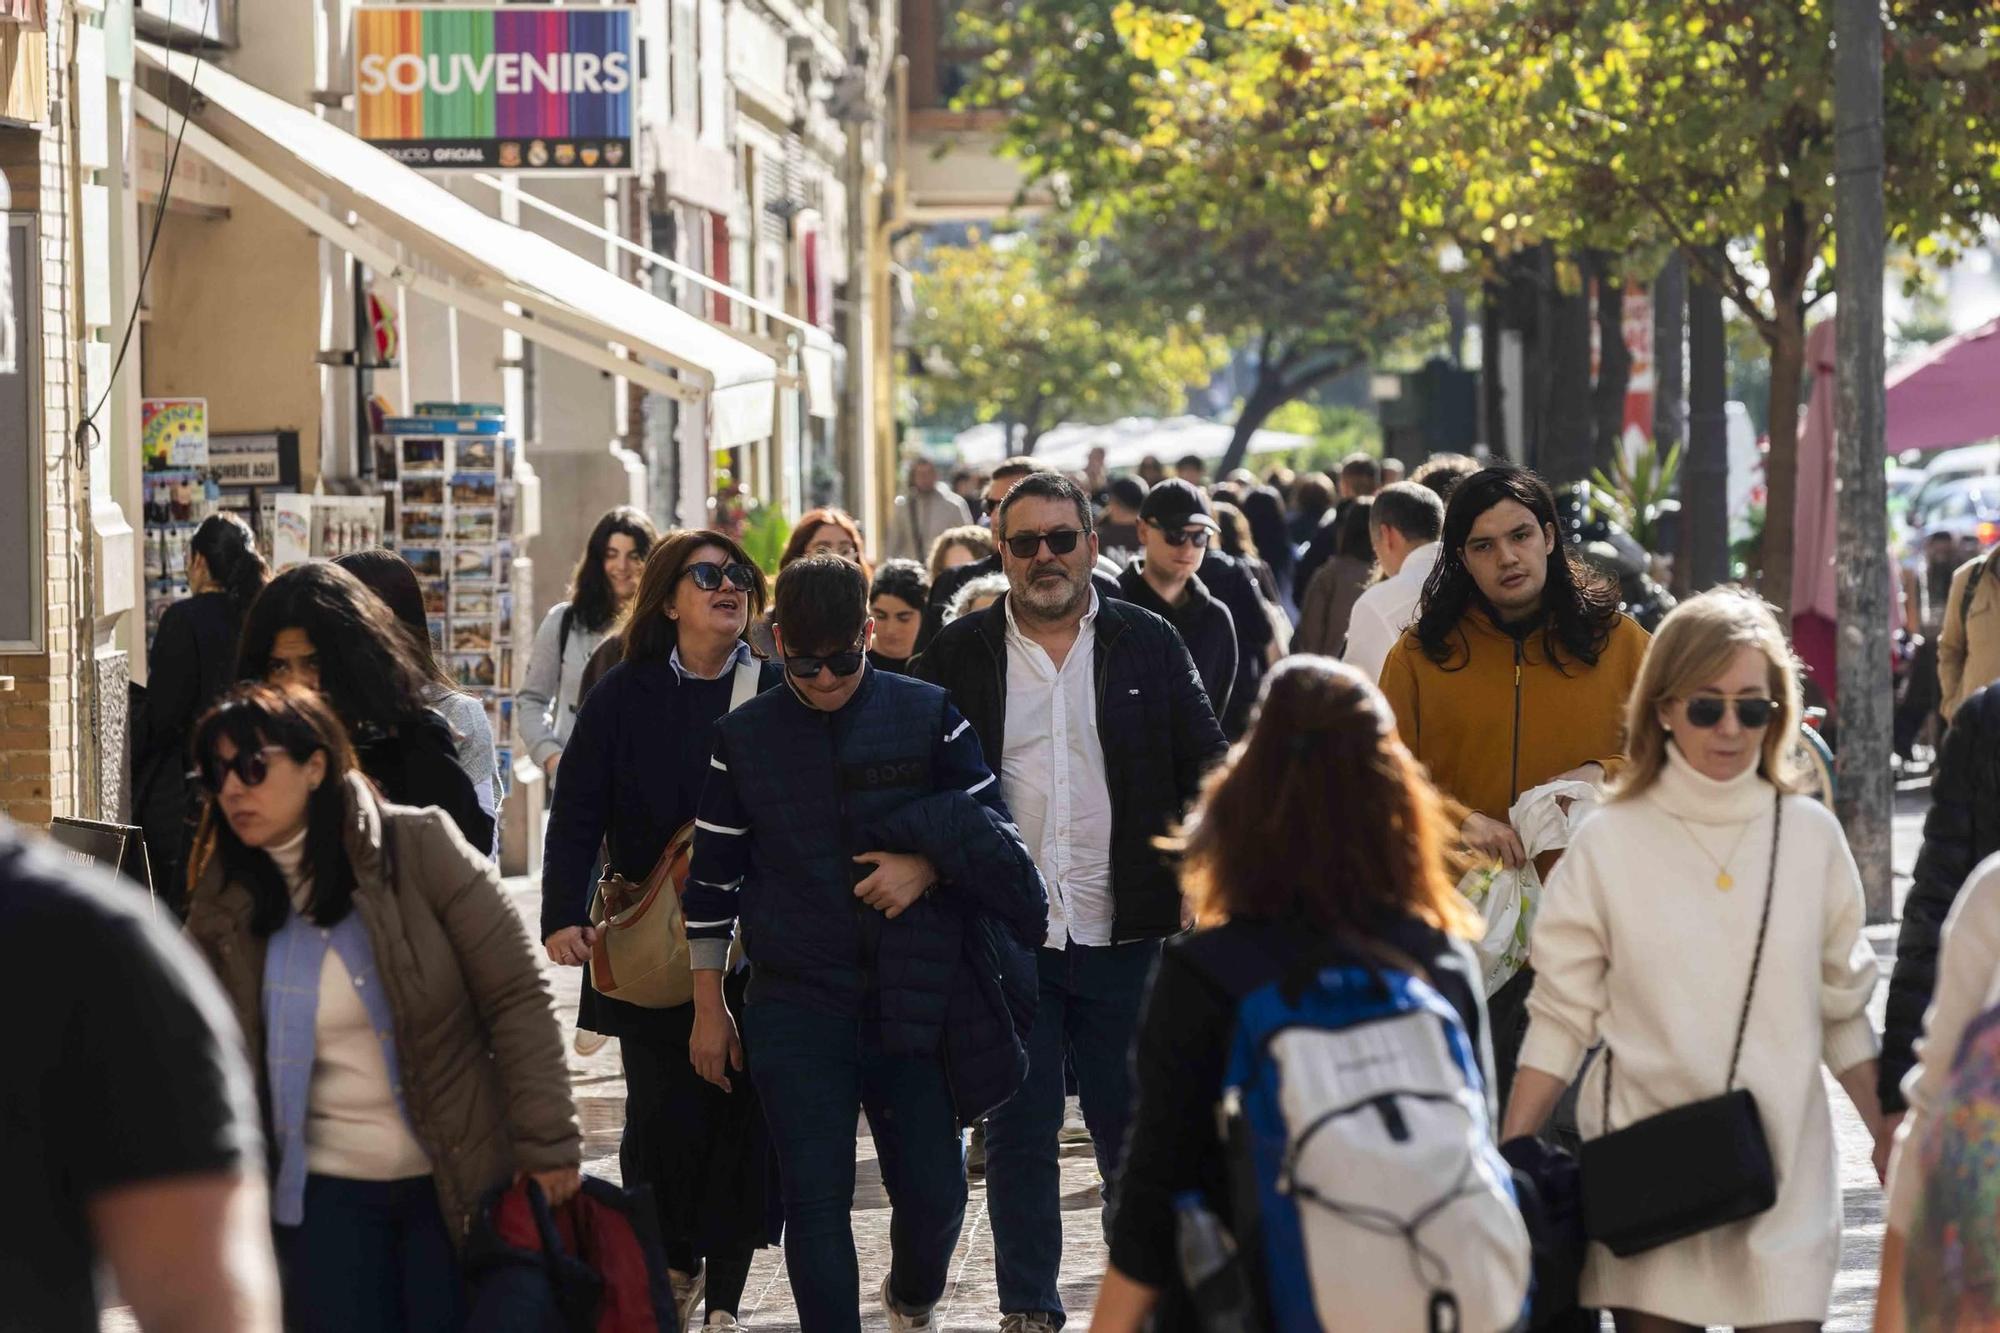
[1139,477,1219,530]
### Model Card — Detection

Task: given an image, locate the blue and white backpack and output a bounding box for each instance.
[1214,955,1532,1333]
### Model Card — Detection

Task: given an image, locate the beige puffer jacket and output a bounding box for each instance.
[1940,550,2000,719]
[184,773,580,1246]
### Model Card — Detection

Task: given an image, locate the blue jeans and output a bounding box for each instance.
[743,1000,967,1333]
[273,1174,463,1333]
[985,939,1160,1324]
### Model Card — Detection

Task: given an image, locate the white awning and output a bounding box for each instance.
[134,41,777,448]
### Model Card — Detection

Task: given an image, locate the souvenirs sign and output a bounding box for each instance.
[354,4,636,174]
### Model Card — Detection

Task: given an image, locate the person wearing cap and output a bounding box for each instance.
[1117,480,1238,719]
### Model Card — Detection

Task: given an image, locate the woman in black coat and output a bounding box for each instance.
[541,528,784,1332]
[132,513,268,913]
[233,562,492,854]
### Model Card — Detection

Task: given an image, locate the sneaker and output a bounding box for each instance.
[1059,1100,1090,1145]
[965,1124,986,1178]
[880,1275,934,1333]
[703,1315,741,1331]
[670,1267,706,1333]
[573,1027,609,1056]
[1000,1314,1060,1333]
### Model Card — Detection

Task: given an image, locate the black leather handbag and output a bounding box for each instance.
[1579,793,1783,1258]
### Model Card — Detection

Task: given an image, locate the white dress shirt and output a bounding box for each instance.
[1343,541,1442,685]
[1000,591,1116,949]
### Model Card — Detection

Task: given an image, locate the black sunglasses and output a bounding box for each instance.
[1152,524,1211,548]
[683,560,757,593]
[1682,696,1777,729]
[198,745,292,795]
[1003,529,1084,560]
[784,649,866,680]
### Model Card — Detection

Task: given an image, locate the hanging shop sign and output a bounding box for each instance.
[142,397,208,469]
[353,4,636,174]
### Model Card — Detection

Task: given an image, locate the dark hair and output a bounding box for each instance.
[1369,481,1445,545]
[1171,658,1473,939]
[774,555,869,654]
[334,549,455,693]
[236,562,435,732]
[1176,453,1206,474]
[1293,473,1336,519]
[570,506,658,634]
[1213,501,1256,560]
[1340,453,1382,493]
[1414,466,1620,669]
[1335,496,1376,562]
[1106,475,1148,513]
[994,472,1095,542]
[870,558,930,612]
[192,683,360,936]
[622,528,769,665]
[1240,488,1294,575]
[1411,453,1480,505]
[780,507,870,576]
[991,455,1047,486]
[190,513,269,623]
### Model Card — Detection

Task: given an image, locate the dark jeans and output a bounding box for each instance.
[742,999,966,1333]
[273,1174,463,1333]
[1489,964,1536,1116]
[986,939,1159,1324]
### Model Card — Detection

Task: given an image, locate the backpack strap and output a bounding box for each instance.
[727,656,759,712]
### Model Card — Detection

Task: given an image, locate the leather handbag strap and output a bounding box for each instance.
[1603,791,1784,1129]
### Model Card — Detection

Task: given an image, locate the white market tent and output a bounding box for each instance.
[952,415,1309,474]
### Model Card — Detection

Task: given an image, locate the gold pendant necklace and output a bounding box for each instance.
[1669,813,1755,891]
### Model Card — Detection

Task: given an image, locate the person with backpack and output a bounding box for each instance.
[182,684,580,1331]
[1096,655,1526,1333]
[518,506,657,785]
[541,529,785,1333]
[1937,542,2000,720]
[1501,589,1884,1332]
[683,556,1047,1333]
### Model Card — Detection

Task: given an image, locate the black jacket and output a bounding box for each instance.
[919,552,1123,653]
[1882,682,2000,1109]
[1117,562,1238,722]
[354,710,493,856]
[915,594,1228,941]
[1198,548,1275,737]
[132,592,242,910]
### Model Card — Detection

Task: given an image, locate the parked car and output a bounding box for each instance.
[1910,474,2000,554]
[1906,441,2000,535]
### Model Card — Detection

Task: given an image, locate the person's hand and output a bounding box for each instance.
[690,994,744,1092]
[522,1166,582,1207]
[543,753,561,779]
[1875,1111,1904,1185]
[544,925,598,967]
[1463,812,1527,870]
[853,852,937,919]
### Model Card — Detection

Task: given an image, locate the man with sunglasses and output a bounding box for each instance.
[916,473,1227,1333]
[1115,479,1238,719]
[681,556,1047,1333]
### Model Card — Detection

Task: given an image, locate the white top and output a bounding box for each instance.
[1518,745,1880,1326]
[1885,851,2000,1235]
[269,828,432,1183]
[1000,591,1115,949]
[517,602,613,767]
[1345,541,1440,685]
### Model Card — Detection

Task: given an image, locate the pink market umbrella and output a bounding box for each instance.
[1887,314,2000,454]
[1793,320,1841,626]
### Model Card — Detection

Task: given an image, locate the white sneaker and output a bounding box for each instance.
[670,1266,706,1333]
[1000,1314,1060,1333]
[881,1275,934,1333]
[704,1315,741,1331]
[1059,1100,1089,1144]
[574,1028,610,1056]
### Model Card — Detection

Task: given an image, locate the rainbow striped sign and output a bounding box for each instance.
[354,5,635,174]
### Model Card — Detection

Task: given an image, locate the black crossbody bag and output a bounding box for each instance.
[1579,792,1783,1258]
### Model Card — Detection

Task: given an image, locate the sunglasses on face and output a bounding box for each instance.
[784,648,866,680]
[1003,529,1084,560]
[199,745,293,795]
[1152,524,1211,548]
[1682,695,1777,729]
[682,561,757,593]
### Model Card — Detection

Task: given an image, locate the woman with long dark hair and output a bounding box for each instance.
[1294,496,1376,658]
[1094,657,1494,1332]
[519,506,656,784]
[182,684,579,1332]
[1237,486,1297,602]
[336,549,500,850]
[133,512,269,912]
[235,562,492,853]
[541,529,784,1332]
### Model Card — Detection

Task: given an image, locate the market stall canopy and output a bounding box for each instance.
[1886,313,2000,455]
[133,41,777,449]
[953,416,1308,474]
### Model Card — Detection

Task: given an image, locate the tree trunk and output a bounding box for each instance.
[1760,309,1806,620]
[1540,252,1596,486]
[1480,280,1506,457]
[1834,0,1893,922]
[1653,253,1686,452]
[1591,253,1633,470]
[1684,260,1731,592]
[1219,366,1294,476]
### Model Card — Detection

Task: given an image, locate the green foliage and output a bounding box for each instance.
[740,502,791,577]
[1588,440,1682,551]
[1258,401,1383,475]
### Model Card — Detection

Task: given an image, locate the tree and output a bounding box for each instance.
[908,231,1227,452]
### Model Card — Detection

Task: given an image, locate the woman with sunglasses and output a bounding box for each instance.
[235,562,492,855]
[1500,589,1885,1333]
[181,684,579,1332]
[541,528,784,1333]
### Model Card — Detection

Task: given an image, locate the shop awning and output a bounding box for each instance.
[133,42,778,448]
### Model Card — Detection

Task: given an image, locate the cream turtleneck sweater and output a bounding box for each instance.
[1518,744,1879,1327]
[269,827,431,1183]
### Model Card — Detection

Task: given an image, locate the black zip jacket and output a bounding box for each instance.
[1117,561,1239,722]
[914,594,1228,941]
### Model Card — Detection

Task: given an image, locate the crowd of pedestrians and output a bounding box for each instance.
[23,442,2000,1333]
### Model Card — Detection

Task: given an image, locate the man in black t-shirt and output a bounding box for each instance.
[0,823,278,1333]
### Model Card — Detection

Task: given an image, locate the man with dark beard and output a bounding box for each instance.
[917,473,1226,1333]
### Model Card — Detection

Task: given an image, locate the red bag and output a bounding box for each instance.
[467,1176,678,1332]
